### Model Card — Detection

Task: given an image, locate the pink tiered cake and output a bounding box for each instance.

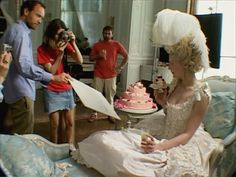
[114,82,157,110]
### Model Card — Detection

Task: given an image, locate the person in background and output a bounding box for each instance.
[88,25,128,123]
[37,18,83,150]
[0,51,11,102]
[0,51,11,133]
[0,0,71,134]
[0,51,11,177]
[77,37,91,55]
[0,0,14,133]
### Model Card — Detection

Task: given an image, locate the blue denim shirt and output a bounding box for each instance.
[0,20,52,103]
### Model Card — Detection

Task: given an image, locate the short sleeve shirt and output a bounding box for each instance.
[91,40,127,78]
[37,43,74,91]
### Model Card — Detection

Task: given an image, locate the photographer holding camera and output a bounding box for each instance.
[0,48,12,102]
[0,0,72,135]
[37,18,83,148]
[0,45,11,134]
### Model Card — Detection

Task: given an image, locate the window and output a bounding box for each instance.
[195,0,235,78]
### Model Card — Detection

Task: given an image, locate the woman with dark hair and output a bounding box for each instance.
[37,18,83,150]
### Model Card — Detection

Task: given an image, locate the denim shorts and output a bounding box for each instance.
[43,88,76,114]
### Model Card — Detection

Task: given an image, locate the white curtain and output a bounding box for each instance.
[61,0,106,45]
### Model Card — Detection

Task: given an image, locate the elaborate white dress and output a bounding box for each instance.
[73,81,222,177]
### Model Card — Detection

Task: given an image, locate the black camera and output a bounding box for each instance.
[58,30,72,43]
[0,43,12,54]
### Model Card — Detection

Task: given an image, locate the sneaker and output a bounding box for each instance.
[69,144,76,155]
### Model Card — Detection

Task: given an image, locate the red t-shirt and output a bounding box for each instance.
[37,43,74,91]
[90,40,127,79]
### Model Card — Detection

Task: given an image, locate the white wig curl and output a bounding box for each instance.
[152,9,209,71]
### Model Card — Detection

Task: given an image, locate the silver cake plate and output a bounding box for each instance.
[115,107,158,114]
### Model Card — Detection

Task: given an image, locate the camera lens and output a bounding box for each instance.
[58,31,70,42]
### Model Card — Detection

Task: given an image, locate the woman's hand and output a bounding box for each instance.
[141,134,156,152]
[57,41,68,51]
[154,88,168,107]
[141,135,165,152]
[67,30,76,43]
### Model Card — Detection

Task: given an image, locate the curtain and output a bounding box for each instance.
[61,0,105,46]
[187,0,196,14]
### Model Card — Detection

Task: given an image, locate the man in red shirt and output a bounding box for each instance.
[89,26,128,122]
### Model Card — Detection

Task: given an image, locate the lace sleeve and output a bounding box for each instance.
[194,81,212,102]
[203,82,212,101]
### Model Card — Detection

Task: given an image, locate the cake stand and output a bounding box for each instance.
[117,107,158,114]
[115,107,158,128]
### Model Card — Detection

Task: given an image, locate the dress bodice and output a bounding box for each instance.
[163,80,211,139]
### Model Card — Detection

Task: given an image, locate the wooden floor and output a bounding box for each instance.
[34,89,128,145]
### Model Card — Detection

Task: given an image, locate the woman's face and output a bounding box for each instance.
[169,55,184,78]
[49,28,65,48]
[54,29,64,41]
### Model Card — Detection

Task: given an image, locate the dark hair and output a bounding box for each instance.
[103,26,113,33]
[42,18,67,47]
[20,0,46,16]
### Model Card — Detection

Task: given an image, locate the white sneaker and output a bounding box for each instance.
[69,144,76,152]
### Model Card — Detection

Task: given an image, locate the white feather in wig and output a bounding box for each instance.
[152,9,209,71]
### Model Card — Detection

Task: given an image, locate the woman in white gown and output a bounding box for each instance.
[72,9,223,177]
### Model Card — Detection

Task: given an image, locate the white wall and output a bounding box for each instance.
[116,0,188,95]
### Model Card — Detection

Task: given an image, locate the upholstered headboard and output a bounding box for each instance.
[202,75,235,141]
[204,75,236,94]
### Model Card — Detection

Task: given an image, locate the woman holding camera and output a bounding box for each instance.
[37,19,83,150]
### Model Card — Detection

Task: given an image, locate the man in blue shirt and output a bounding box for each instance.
[0,0,71,134]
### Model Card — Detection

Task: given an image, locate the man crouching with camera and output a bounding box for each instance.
[37,18,83,151]
[0,44,12,102]
[0,44,12,134]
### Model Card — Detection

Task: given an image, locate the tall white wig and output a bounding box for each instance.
[152,9,209,71]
